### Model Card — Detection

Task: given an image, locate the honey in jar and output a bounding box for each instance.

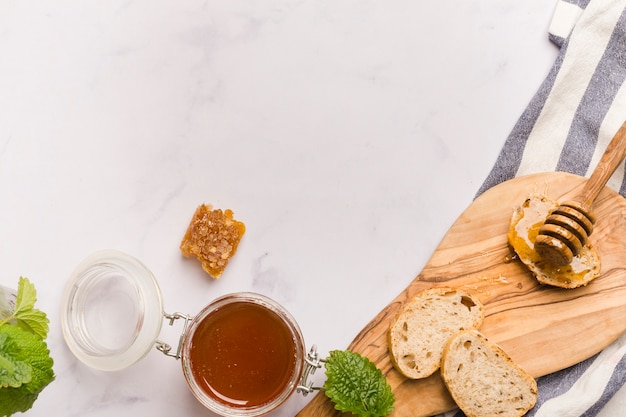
[181,293,306,417]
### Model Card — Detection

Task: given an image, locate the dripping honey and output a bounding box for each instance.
[187,301,298,409]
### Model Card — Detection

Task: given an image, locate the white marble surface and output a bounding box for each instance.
[0,1,596,416]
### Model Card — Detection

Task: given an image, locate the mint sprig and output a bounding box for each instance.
[0,277,49,340]
[0,277,55,416]
[323,350,395,417]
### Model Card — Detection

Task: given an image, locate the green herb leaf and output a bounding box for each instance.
[0,331,32,388]
[323,350,395,417]
[0,324,55,416]
[0,277,49,340]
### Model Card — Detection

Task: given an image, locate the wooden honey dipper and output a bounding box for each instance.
[535,120,626,266]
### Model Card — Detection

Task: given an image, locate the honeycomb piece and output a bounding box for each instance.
[180,204,246,278]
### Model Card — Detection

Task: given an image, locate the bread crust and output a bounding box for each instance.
[441,330,538,417]
[387,287,484,379]
[508,194,600,288]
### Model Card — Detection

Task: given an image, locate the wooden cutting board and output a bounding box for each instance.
[296,171,626,417]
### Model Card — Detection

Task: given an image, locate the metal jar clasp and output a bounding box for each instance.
[297,345,323,396]
[155,311,193,359]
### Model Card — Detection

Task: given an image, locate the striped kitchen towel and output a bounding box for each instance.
[445,0,626,416]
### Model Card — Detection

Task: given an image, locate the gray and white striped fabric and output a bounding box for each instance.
[443,0,626,416]
[478,0,626,195]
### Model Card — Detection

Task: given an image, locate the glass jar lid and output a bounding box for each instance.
[61,249,164,371]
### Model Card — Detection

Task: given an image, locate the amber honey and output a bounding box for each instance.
[181,293,305,416]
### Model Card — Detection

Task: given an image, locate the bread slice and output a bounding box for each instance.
[180,204,246,278]
[388,287,484,379]
[508,194,600,288]
[441,330,537,417]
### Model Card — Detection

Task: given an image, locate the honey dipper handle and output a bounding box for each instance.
[580,120,626,206]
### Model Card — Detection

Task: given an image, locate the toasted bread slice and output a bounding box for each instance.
[441,330,538,417]
[388,287,484,379]
[508,194,600,288]
[180,204,246,278]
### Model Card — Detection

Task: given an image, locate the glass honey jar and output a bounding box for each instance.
[61,250,321,417]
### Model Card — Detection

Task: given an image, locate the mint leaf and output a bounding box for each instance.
[323,350,395,417]
[0,324,55,416]
[14,277,37,313]
[0,277,49,340]
[0,332,32,388]
[14,309,49,341]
